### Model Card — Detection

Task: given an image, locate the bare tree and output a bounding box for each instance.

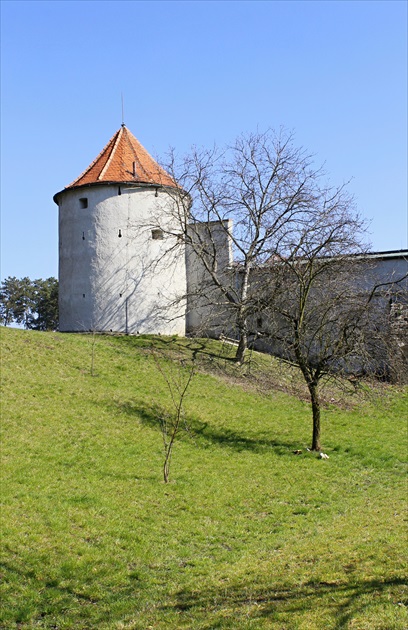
[151,348,196,483]
[257,244,408,450]
[151,129,343,363]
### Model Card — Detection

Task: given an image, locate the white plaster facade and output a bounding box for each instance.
[56,183,187,334]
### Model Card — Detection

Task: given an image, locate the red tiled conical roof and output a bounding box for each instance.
[66,125,177,189]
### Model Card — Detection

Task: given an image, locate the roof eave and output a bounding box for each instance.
[53,179,182,205]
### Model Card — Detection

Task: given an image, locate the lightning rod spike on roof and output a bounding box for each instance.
[121,93,125,127]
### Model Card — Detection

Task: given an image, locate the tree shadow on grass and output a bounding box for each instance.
[110,334,239,363]
[3,555,406,628]
[0,555,148,628]
[0,558,102,626]
[114,399,303,456]
[163,575,407,629]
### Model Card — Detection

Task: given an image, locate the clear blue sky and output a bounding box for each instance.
[1,0,407,280]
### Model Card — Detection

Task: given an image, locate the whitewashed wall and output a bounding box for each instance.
[57,184,187,334]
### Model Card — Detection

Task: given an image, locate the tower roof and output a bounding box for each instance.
[64,125,177,190]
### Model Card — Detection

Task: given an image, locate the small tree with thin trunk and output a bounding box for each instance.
[151,347,196,483]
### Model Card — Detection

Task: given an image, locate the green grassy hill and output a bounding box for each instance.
[1,327,407,629]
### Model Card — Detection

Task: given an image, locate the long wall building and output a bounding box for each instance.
[54,126,407,347]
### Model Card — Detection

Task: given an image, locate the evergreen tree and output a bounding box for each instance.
[0,276,58,330]
[29,278,59,331]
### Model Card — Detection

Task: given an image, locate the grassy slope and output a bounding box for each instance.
[1,327,407,629]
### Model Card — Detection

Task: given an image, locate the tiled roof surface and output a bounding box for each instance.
[66,126,177,189]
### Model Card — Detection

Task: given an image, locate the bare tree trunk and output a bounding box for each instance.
[163,404,180,483]
[235,270,250,363]
[308,381,321,451]
[235,330,248,364]
[163,441,173,484]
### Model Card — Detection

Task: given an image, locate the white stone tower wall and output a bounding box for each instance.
[58,185,186,334]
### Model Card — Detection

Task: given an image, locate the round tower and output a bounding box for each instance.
[53,125,186,334]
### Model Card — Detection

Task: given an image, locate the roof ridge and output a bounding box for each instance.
[99,126,123,181]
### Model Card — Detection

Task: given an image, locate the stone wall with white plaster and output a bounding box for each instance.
[57,184,186,334]
[185,220,235,337]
